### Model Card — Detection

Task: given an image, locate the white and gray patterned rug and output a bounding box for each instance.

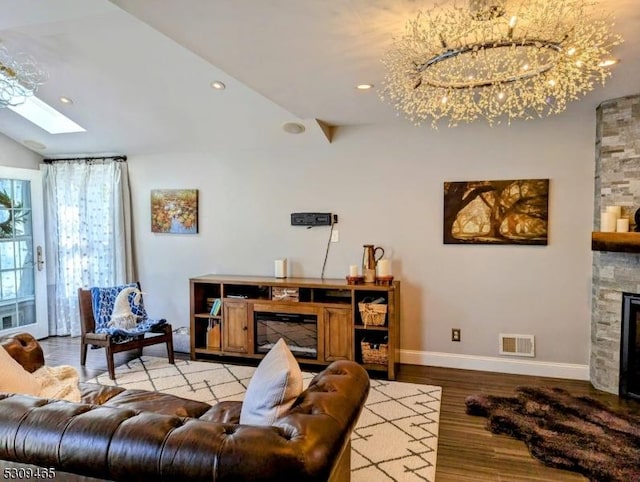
[88,356,441,482]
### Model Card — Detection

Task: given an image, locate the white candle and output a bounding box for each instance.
[349,265,358,277]
[601,212,616,232]
[274,259,287,278]
[606,205,622,220]
[377,259,391,277]
[616,218,630,233]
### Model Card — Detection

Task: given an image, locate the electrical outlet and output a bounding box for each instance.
[331,229,339,242]
[452,328,461,342]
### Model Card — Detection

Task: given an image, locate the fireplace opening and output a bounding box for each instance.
[255,311,317,359]
[620,292,640,400]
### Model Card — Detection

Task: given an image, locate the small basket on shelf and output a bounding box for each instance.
[360,337,388,365]
[358,300,387,327]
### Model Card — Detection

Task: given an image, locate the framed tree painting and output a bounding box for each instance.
[443,179,549,245]
[151,189,198,234]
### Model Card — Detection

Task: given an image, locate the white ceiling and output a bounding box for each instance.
[0,0,638,156]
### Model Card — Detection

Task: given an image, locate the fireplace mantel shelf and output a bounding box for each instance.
[592,232,640,253]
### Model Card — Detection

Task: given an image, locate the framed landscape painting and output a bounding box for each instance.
[151,189,198,234]
[443,179,549,245]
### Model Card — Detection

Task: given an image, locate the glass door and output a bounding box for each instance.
[0,166,47,339]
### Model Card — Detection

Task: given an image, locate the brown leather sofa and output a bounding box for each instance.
[0,334,370,482]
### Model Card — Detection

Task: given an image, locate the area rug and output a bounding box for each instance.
[88,356,442,482]
[465,386,640,482]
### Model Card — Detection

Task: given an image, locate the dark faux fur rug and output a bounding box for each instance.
[465,387,640,482]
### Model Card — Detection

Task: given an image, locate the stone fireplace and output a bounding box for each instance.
[591,94,640,395]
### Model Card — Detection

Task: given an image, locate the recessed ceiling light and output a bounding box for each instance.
[59,96,73,104]
[210,81,226,90]
[356,84,374,90]
[282,122,305,134]
[599,59,618,67]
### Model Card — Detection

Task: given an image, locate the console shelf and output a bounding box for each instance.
[189,274,400,380]
[354,324,388,331]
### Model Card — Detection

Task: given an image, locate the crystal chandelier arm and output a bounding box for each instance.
[416,40,563,89]
[416,39,563,74]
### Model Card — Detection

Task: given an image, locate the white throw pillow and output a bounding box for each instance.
[239,338,303,426]
[0,345,41,396]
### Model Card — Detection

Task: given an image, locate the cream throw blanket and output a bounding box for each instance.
[32,365,82,403]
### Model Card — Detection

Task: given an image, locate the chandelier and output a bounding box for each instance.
[0,45,48,108]
[380,0,622,127]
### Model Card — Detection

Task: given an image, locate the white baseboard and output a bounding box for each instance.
[399,349,589,380]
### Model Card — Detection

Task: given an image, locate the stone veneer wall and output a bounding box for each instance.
[592,94,640,394]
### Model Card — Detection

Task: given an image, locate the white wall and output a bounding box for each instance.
[0,133,41,169]
[128,110,595,378]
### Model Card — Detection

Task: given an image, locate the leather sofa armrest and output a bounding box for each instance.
[0,333,45,373]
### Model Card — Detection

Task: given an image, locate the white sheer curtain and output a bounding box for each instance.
[41,158,134,337]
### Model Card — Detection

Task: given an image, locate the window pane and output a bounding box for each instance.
[15,240,31,269]
[0,310,18,330]
[0,180,11,197]
[13,181,31,209]
[14,209,32,236]
[0,242,15,270]
[1,270,16,299]
[0,208,10,239]
[17,268,34,298]
[18,299,35,326]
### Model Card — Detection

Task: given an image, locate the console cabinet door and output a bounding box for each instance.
[223,300,249,353]
[323,307,352,362]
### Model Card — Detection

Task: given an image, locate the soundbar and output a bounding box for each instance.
[290,212,334,226]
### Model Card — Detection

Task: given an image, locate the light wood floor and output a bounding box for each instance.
[39,336,640,482]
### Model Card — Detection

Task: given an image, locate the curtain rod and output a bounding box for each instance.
[43,155,127,164]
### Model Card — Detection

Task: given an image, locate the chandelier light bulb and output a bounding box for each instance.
[599,59,617,67]
[380,0,623,127]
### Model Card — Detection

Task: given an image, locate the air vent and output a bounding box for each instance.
[499,334,535,357]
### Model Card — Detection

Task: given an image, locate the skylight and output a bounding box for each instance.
[8,95,85,134]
